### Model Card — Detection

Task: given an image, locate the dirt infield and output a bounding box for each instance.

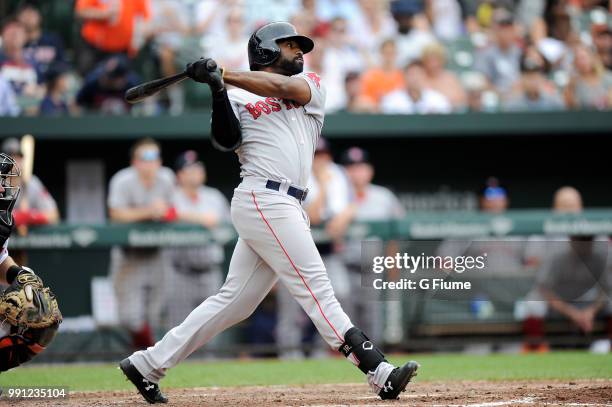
[8,379,612,406]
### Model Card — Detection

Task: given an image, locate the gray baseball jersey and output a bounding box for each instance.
[108,167,176,211]
[169,185,231,272]
[304,162,351,221]
[344,184,405,266]
[229,71,325,187]
[107,166,176,331]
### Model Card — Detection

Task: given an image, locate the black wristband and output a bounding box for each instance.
[6,265,22,285]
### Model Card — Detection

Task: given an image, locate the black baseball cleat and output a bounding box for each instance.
[379,360,419,400]
[119,358,168,404]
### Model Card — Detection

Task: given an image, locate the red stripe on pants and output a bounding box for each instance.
[251,191,344,344]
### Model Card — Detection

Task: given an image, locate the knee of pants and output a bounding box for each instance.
[214,287,262,325]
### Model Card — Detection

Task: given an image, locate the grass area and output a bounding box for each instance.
[0,352,610,391]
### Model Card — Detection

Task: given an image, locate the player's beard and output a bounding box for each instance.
[275,56,304,76]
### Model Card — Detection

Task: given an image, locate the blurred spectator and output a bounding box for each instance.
[438,176,529,292]
[343,71,377,113]
[592,23,612,70]
[205,8,250,71]
[349,0,397,58]
[39,63,75,116]
[149,0,190,115]
[305,138,352,227]
[0,75,19,117]
[335,147,405,342]
[464,72,492,112]
[1,137,59,226]
[504,53,565,112]
[16,3,66,79]
[321,17,364,112]
[290,4,319,40]
[553,186,583,213]
[195,0,242,39]
[316,0,363,22]
[390,0,436,66]
[164,150,229,328]
[303,140,354,356]
[425,0,464,41]
[381,62,452,114]
[244,0,300,28]
[479,176,508,213]
[420,42,467,110]
[358,39,405,107]
[523,187,611,352]
[108,138,176,349]
[473,8,522,96]
[76,56,140,114]
[74,0,151,75]
[460,0,484,34]
[0,21,42,106]
[565,44,612,110]
[515,0,547,41]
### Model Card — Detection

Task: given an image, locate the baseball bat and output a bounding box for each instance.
[125,71,188,104]
[20,134,35,186]
[18,134,35,238]
[125,60,219,104]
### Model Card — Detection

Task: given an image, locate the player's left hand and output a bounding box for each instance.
[186,58,224,92]
[0,267,62,330]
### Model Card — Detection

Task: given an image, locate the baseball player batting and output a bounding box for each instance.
[119,22,418,404]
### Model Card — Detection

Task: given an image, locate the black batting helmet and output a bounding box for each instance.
[248,22,314,71]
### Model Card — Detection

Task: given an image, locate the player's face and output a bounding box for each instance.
[132,146,161,178]
[275,40,305,75]
[480,196,508,213]
[346,163,374,188]
[178,164,205,188]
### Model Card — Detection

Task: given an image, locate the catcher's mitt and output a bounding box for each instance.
[0,270,62,329]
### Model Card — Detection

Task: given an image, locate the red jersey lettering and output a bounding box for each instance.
[245,103,261,119]
[305,72,321,89]
[266,97,282,112]
[255,101,271,114]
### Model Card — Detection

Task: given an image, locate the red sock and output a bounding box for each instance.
[523,317,545,346]
[131,323,154,350]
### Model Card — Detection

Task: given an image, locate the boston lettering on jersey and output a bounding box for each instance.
[245,97,301,120]
[244,72,322,120]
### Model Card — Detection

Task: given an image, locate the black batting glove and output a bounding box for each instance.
[186,58,225,92]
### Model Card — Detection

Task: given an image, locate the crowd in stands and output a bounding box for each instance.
[0,0,611,116]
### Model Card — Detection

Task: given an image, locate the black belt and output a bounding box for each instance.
[265,180,309,202]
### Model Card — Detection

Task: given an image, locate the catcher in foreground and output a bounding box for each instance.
[0,153,61,373]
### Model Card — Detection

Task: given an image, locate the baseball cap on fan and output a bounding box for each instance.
[174,150,204,172]
[340,147,370,166]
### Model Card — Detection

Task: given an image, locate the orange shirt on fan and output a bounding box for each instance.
[359,68,405,106]
[76,0,150,55]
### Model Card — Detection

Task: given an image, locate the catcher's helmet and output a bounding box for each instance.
[248,22,314,71]
[0,153,21,226]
